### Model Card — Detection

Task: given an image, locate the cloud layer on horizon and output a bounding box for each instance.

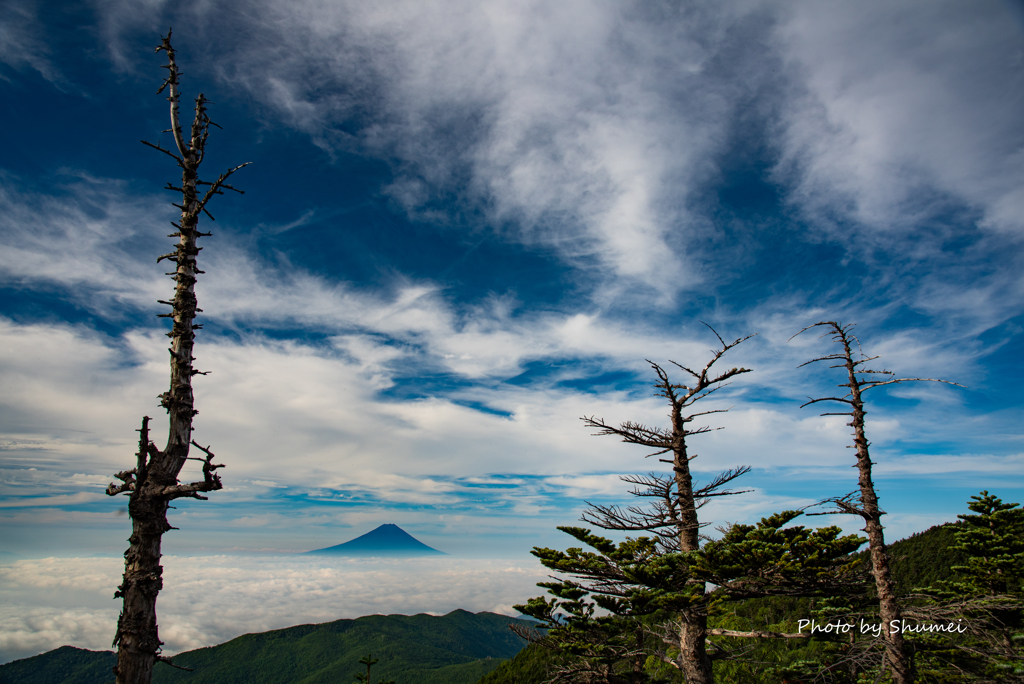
[0,555,550,664]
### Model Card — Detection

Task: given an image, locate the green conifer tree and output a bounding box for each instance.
[912,492,1024,682]
[353,653,396,684]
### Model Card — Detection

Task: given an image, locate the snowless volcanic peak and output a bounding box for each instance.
[305,523,446,556]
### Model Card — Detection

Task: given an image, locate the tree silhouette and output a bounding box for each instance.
[792,321,962,684]
[105,30,248,684]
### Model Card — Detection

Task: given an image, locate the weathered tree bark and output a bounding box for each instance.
[793,321,962,684]
[105,30,248,684]
[665,358,720,684]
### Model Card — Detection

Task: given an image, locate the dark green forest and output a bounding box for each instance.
[479,520,984,684]
[0,610,530,684]
[504,492,1023,684]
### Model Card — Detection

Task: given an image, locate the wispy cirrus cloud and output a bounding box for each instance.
[160,0,1024,300]
[0,312,999,507]
[0,2,62,84]
[772,0,1024,237]
[170,0,788,299]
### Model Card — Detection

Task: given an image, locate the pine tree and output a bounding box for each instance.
[912,492,1024,682]
[354,653,396,684]
[952,492,1024,600]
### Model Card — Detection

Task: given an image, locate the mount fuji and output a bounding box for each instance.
[305,523,446,556]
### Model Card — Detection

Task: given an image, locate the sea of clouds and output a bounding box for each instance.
[0,555,550,664]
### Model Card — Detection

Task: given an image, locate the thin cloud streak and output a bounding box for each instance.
[3,315,978,489]
[193,0,781,297]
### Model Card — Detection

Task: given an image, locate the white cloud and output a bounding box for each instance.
[873,452,1024,477]
[773,0,1024,236]
[3,3,1023,627]
[183,0,1024,300]
[543,473,631,499]
[0,492,106,508]
[187,0,784,298]
[90,0,172,71]
[0,311,1003,513]
[21,0,1018,320]
[0,177,168,312]
[0,175,725,381]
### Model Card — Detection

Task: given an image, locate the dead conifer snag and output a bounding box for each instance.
[793,321,963,684]
[105,29,249,684]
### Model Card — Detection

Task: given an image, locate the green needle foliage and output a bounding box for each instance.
[712,492,1024,684]
[484,518,1013,684]
[696,511,866,598]
[355,652,396,684]
[910,492,1024,683]
[517,516,865,682]
[950,492,1024,597]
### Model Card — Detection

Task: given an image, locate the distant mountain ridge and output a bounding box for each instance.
[1,610,532,684]
[306,523,446,556]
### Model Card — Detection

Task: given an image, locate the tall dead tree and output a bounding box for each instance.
[105,30,248,684]
[519,327,868,683]
[793,321,962,684]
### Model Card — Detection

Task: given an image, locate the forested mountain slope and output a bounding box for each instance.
[885,523,967,594]
[1,610,530,684]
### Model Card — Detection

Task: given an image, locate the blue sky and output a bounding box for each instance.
[2,0,1024,661]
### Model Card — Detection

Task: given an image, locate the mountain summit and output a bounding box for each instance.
[305,523,446,556]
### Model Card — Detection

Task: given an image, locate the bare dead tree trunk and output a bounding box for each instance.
[793,321,963,684]
[105,30,249,684]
